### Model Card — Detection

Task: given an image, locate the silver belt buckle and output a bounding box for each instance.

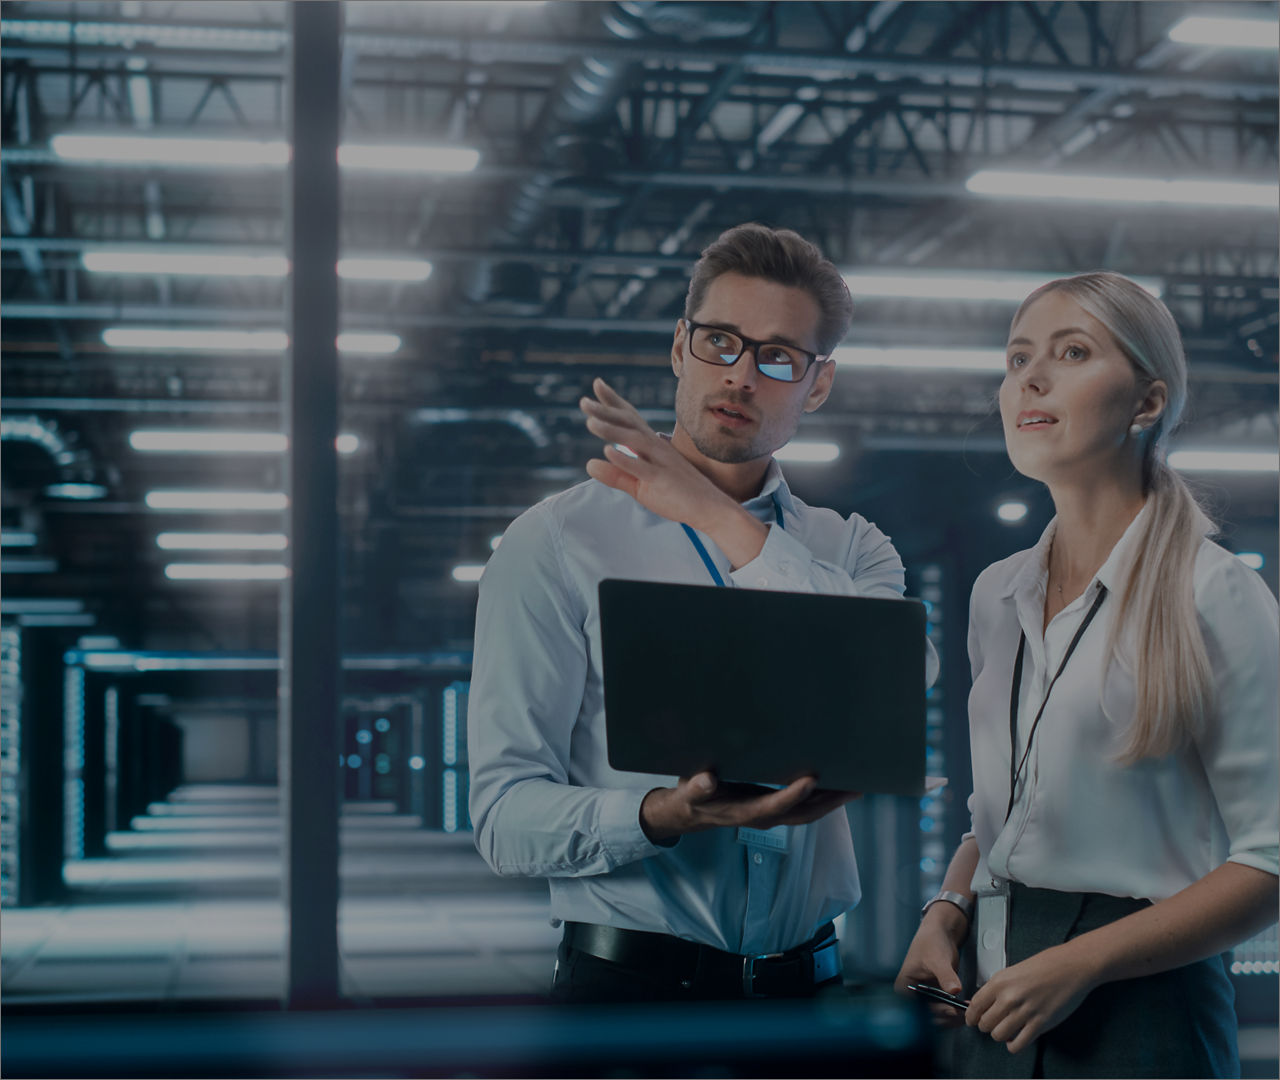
[741,951,783,997]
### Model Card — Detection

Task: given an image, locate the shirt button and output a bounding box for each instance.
[752,852,764,865]
[758,577,770,587]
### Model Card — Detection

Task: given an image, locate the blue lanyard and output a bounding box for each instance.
[680,495,784,588]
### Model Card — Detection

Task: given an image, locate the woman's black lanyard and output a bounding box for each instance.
[1004,584,1108,824]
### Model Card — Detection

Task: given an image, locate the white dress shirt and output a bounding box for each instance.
[966,504,1280,900]
[468,461,927,954]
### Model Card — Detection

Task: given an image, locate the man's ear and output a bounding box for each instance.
[1134,378,1168,433]
[671,320,687,378]
[802,359,835,413]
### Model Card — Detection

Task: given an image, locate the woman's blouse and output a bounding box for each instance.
[965,504,1279,900]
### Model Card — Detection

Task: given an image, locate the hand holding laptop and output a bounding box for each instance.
[639,769,861,843]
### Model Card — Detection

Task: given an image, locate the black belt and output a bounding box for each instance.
[562,921,841,998]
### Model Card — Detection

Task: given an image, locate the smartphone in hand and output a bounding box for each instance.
[907,983,970,1010]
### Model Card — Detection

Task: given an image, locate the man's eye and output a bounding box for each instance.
[760,347,790,365]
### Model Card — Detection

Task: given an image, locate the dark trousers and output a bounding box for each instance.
[549,935,843,1005]
[950,884,1239,1079]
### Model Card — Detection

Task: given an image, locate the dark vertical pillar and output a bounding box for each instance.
[25,633,67,903]
[279,0,343,1009]
[80,675,108,858]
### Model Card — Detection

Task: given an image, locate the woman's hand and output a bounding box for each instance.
[894,904,970,1027]
[965,943,1099,1054]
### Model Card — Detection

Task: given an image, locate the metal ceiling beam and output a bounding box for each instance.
[1,19,1274,100]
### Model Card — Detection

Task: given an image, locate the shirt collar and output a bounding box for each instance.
[1093,500,1153,593]
[1002,499,1157,602]
[752,458,798,515]
[1002,518,1058,600]
[657,433,798,514]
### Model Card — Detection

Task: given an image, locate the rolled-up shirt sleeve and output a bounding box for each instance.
[467,504,663,878]
[1194,555,1280,877]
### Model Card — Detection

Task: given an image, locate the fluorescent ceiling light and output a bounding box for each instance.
[130,430,361,454]
[164,563,289,581]
[336,331,401,355]
[1236,552,1265,570]
[103,328,400,354]
[774,441,840,464]
[81,248,432,283]
[1168,450,1280,473]
[45,482,108,499]
[337,257,433,282]
[82,250,288,276]
[51,134,290,167]
[104,327,287,352]
[77,636,121,649]
[337,144,480,174]
[996,501,1029,523]
[51,134,480,174]
[145,491,288,511]
[1168,15,1280,50]
[18,613,96,627]
[0,530,38,547]
[2,557,57,574]
[156,532,288,552]
[451,564,486,583]
[842,270,1162,302]
[131,431,287,453]
[0,598,83,615]
[832,346,1005,373]
[966,170,1278,210]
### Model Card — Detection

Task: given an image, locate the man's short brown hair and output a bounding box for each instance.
[683,223,853,355]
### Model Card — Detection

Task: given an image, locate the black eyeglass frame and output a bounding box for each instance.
[681,319,830,383]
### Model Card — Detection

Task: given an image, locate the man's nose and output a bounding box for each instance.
[724,345,760,390]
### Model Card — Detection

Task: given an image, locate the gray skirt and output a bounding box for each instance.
[949,883,1239,1079]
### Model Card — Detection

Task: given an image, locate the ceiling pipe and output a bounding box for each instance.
[0,414,107,497]
[0,19,1273,100]
[460,2,649,311]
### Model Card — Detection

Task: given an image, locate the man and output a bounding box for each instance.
[469,223,929,1003]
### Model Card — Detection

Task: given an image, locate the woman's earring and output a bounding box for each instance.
[1129,423,1143,438]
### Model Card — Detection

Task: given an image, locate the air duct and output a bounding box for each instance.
[463,2,764,310]
[0,415,108,499]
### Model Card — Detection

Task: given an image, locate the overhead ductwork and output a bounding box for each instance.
[463,1,765,311]
[410,408,550,450]
[0,415,107,500]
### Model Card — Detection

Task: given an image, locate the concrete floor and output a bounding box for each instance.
[2,784,558,1005]
[2,783,1275,1077]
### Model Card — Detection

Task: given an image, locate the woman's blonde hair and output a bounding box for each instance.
[1012,271,1215,762]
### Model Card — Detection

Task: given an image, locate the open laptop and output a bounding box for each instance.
[599,578,928,795]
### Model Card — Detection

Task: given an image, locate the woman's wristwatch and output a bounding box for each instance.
[922,890,974,922]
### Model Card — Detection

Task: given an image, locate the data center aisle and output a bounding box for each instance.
[3,784,1275,1078]
[1,784,557,1005]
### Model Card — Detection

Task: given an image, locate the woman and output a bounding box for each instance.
[895,272,1278,1078]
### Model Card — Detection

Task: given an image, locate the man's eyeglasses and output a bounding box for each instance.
[683,320,828,383]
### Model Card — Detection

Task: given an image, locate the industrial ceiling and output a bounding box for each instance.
[2,0,1276,654]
